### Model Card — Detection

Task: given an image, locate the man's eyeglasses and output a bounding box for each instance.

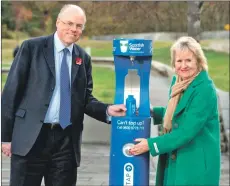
[60,20,85,31]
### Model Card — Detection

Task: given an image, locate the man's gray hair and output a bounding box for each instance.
[58,4,86,22]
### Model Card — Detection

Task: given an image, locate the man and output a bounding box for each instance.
[13,45,19,58]
[1,4,126,186]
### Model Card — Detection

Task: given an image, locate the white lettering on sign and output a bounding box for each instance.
[117,120,128,125]
[129,43,144,51]
[116,120,145,131]
[124,163,134,186]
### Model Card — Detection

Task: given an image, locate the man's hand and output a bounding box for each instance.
[2,143,12,157]
[129,138,149,156]
[107,104,126,117]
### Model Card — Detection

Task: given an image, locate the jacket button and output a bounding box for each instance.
[171,153,176,160]
[174,123,178,128]
[45,103,49,107]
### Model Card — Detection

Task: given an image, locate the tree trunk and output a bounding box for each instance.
[187,1,203,42]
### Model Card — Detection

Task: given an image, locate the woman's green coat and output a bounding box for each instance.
[147,71,221,186]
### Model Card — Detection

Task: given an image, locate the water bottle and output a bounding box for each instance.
[126,95,136,117]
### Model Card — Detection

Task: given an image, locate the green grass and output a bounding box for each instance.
[1,38,229,92]
[1,66,115,103]
[2,39,26,64]
[2,64,11,68]
[204,50,229,91]
[152,46,171,65]
[91,65,115,103]
[1,73,8,91]
[79,39,113,57]
[153,46,229,91]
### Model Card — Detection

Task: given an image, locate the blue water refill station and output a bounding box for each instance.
[109,39,153,186]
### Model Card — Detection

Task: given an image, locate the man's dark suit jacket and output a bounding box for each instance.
[1,34,108,166]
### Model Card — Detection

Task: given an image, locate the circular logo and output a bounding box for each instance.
[125,164,132,172]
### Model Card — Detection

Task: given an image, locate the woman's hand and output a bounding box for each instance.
[150,108,154,117]
[135,107,153,117]
[150,103,154,117]
[129,138,149,156]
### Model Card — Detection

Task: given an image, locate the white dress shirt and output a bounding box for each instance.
[44,32,73,123]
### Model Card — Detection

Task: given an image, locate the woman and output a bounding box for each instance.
[129,36,221,186]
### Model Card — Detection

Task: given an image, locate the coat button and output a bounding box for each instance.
[174,123,178,128]
[171,153,176,160]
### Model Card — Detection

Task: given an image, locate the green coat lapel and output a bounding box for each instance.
[173,71,208,116]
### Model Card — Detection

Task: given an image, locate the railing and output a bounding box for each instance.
[1,57,174,79]
[2,68,10,73]
[1,57,115,74]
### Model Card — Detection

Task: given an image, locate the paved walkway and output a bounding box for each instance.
[217,89,230,140]
[1,144,229,186]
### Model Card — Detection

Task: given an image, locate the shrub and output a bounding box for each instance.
[28,27,44,37]
[2,24,14,39]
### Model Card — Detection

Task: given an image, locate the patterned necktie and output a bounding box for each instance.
[59,48,71,129]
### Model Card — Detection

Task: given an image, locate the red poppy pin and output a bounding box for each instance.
[76,57,82,65]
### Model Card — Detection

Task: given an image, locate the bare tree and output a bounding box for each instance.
[187,1,203,42]
[11,2,32,44]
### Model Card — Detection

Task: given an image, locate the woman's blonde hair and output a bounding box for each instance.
[170,36,208,71]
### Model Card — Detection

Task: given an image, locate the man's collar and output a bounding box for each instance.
[54,32,73,53]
